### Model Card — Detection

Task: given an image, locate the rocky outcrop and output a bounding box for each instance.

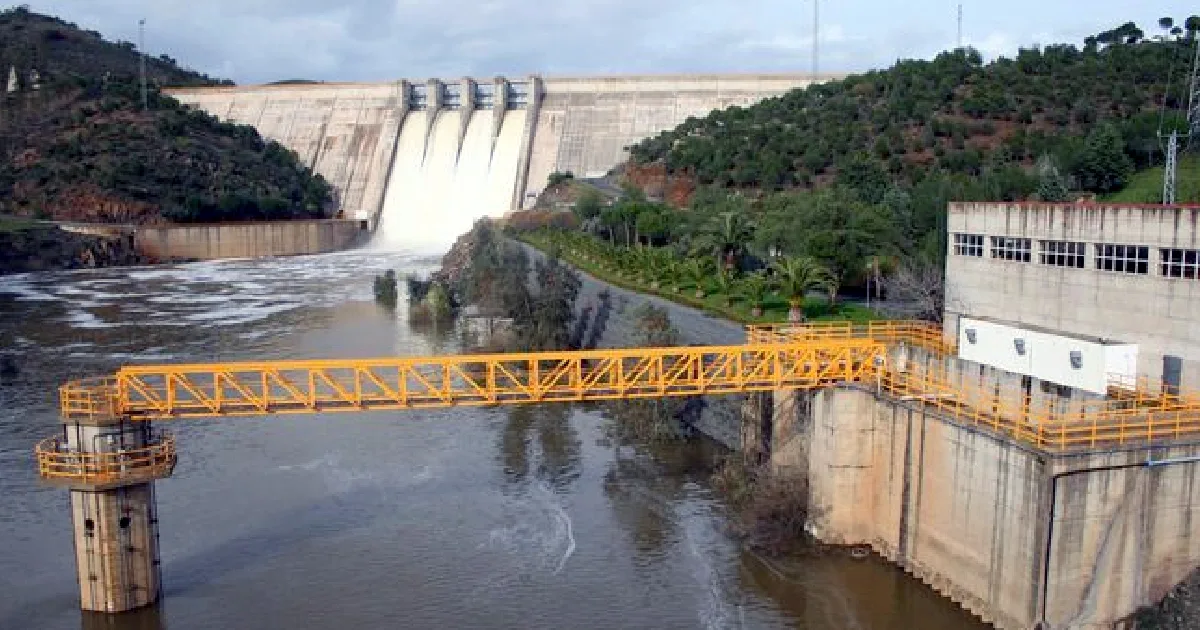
[618,162,696,207]
[0,225,156,274]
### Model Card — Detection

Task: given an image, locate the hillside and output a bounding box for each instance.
[0,7,332,224]
[632,21,1197,192]
[1104,155,1200,203]
[625,19,1200,252]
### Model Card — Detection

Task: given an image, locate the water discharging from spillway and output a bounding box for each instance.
[373,108,527,250]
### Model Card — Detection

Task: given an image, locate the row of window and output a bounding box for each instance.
[952,233,1200,278]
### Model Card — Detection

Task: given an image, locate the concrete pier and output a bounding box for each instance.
[37,403,175,613]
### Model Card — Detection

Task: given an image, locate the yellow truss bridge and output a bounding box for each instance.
[35,321,1200,489]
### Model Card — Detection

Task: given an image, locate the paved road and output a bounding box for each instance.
[516,241,744,348]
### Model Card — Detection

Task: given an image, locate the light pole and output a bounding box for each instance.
[138,18,147,111]
[812,0,820,81]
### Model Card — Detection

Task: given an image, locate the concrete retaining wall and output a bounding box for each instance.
[134,219,366,260]
[771,384,1200,628]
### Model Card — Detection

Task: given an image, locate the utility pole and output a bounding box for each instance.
[957,4,963,49]
[1164,131,1178,204]
[812,0,820,81]
[1188,35,1200,147]
[1164,34,1200,203]
[138,18,147,111]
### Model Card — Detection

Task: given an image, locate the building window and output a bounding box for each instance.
[953,233,984,257]
[1161,248,1200,279]
[1039,240,1086,268]
[990,236,1032,262]
[1096,244,1149,274]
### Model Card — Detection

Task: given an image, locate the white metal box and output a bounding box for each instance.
[957,317,1137,395]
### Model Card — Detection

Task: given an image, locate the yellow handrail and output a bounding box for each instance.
[35,435,176,485]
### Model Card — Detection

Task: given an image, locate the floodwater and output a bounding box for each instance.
[0,251,986,630]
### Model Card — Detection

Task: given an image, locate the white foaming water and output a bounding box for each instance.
[486,109,527,218]
[448,111,495,242]
[374,110,431,250]
[372,107,529,251]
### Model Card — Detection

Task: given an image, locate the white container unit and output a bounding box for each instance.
[956,317,1137,395]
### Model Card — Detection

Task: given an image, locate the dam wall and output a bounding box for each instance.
[521,75,823,207]
[133,219,366,260]
[168,74,831,243]
[167,83,407,224]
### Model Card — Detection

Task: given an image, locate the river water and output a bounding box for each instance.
[0,251,985,630]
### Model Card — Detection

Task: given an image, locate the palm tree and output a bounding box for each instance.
[700,210,754,271]
[737,271,771,318]
[771,256,836,323]
[710,264,738,307]
[682,258,714,299]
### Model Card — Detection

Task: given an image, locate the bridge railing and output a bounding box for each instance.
[59,341,885,420]
[746,321,955,355]
[873,364,1200,451]
[59,377,121,422]
[35,434,177,488]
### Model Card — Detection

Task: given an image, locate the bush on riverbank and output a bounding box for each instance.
[713,461,821,556]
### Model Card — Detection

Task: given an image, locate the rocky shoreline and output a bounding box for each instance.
[0,224,158,275]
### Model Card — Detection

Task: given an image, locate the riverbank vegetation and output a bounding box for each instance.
[511,187,881,323]
[712,461,821,556]
[446,220,582,352]
[0,7,332,224]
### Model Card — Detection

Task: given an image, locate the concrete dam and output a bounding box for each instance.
[167,74,827,245]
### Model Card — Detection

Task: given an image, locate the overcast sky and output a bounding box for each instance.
[23,1,1200,85]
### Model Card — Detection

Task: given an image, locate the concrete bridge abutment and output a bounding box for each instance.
[748,380,1200,629]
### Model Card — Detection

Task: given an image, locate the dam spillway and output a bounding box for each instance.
[167,74,836,245]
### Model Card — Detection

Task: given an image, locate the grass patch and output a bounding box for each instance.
[1104,155,1200,204]
[0,215,38,233]
[519,233,880,325]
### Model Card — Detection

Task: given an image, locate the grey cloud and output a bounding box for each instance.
[32,0,1161,85]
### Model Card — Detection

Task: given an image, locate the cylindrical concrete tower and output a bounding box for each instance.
[36,379,176,613]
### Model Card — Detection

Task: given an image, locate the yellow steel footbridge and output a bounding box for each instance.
[34,320,1200,615]
[35,321,1200,490]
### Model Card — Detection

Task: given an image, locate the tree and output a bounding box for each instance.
[701,210,755,270]
[882,258,945,322]
[574,188,602,221]
[770,256,836,322]
[737,271,771,318]
[682,257,714,298]
[1036,155,1071,201]
[1070,123,1133,194]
